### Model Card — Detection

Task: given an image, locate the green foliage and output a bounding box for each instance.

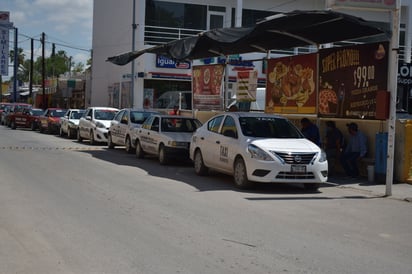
[9,47,85,84]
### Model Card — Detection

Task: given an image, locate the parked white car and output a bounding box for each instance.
[59,109,85,138]
[134,114,202,164]
[77,107,119,144]
[189,112,328,190]
[108,108,158,153]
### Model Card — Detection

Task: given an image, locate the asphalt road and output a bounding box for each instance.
[0,126,411,274]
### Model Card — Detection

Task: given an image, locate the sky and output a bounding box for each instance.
[2,0,93,78]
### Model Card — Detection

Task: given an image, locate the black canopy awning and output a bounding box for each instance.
[107,10,388,66]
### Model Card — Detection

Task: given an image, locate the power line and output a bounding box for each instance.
[12,32,91,53]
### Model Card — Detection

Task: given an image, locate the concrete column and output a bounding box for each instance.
[236,0,242,27]
[404,5,412,63]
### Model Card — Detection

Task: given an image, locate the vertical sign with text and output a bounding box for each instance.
[192,64,224,110]
[0,11,10,76]
[318,42,389,119]
[236,70,258,102]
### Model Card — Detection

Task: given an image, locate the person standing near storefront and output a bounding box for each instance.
[340,122,368,178]
[301,118,321,147]
[324,121,344,176]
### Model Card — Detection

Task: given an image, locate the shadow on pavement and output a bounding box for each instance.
[73,147,383,199]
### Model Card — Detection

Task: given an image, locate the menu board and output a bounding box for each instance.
[318,42,389,119]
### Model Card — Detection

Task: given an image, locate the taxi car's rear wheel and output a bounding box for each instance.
[125,136,133,153]
[135,140,144,159]
[158,145,169,165]
[107,133,115,149]
[194,150,208,176]
[233,157,253,189]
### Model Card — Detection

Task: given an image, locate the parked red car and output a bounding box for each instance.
[8,107,44,130]
[38,108,66,134]
[1,103,32,127]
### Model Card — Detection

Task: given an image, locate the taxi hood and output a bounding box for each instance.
[251,138,320,152]
[96,119,112,128]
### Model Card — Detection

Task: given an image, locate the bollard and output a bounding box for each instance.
[367,165,375,183]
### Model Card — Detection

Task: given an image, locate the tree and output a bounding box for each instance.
[9,47,87,84]
[9,48,25,66]
[72,62,84,74]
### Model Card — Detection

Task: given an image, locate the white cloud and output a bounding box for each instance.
[4,0,93,65]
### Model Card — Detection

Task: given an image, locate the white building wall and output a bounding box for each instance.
[92,0,411,108]
[92,0,134,106]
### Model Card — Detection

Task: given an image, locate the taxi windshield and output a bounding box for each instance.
[239,117,303,138]
[161,118,201,133]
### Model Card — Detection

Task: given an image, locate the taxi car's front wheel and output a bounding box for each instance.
[125,136,133,154]
[233,157,253,189]
[135,140,144,159]
[89,130,96,145]
[77,130,83,142]
[304,183,320,191]
[107,133,115,149]
[158,145,169,165]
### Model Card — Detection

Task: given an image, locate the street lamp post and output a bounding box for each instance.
[131,0,136,108]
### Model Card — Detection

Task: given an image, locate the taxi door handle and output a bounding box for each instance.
[216,140,220,144]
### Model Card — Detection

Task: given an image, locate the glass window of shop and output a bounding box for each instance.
[146,0,207,29]
[241,9,277,27]
[144,79,192,110]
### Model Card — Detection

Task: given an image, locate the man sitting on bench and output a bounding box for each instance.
[340,122,368,178]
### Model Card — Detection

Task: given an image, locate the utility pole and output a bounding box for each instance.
[29,38,33,99]
[13,27,18,102]
[41,32,46,109]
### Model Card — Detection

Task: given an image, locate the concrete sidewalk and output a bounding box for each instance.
[328,175,412,203]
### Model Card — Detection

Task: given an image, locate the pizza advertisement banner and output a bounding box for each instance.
[318,42,389,119]
[265,53,317,114]
[192,64,225,111]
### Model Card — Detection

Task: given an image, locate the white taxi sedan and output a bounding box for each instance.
[77,107,119,144]
[108,108,158,153]
[189,112,328,190]
[59,109,85,138]
[134,114,202,165]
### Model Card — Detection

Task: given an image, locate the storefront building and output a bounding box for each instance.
[92,0,411,110]
[92,0,412,182]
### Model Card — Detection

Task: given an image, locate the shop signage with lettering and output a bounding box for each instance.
[156,55,191,69]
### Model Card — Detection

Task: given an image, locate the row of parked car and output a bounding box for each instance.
[0,102,328,190]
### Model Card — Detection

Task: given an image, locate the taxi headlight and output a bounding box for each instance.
[95,121,105,128]
[319,149,327,163]
[248,144,273,161]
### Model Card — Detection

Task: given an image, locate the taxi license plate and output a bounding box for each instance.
[291,165,306,174]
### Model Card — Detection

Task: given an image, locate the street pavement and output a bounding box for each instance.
[328,175,412,203]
